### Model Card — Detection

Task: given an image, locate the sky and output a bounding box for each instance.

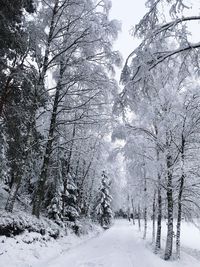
[109,0,200,81]
[109,0,147,80]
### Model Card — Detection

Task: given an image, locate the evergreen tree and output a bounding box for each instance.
[47,147,64,225]
[96,171,113,228]
[0,0,35,116]
[0,0,43,212]
[64,173,79,227]
[48,191,63,224]
[4,72,44,212]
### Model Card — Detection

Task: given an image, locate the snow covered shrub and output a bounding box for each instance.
[0,211,62,238]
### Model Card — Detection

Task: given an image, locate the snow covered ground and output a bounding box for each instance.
[0,221,102,267]
[1,219,200,267]
[144,218,200,262]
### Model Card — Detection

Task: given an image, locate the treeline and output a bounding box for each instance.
[0,0,119,231]
[113,0,200,261]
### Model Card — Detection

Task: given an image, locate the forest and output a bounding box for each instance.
[1,0,200,266]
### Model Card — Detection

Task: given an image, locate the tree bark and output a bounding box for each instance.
[138,204,141,231]
[62,122,76,215]
[5,171,21,212]
[152,190,156,243]
[127,194,131,221]
[154,124,162,253]
[131,198,135,225]
[143,168,147,240]
[176,135,185,259]
[155,180,162,252]
[176,174,184,259]
[143,206,147,239]
[164,154,174,260]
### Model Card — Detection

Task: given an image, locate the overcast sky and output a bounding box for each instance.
[109,0,200,81]
[109,0,147,80]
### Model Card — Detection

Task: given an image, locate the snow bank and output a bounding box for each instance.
[0,210,61,238]
[0,217,103,267]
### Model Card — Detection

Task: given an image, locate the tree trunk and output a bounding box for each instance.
[5,172,21,212]
[143,206,147,239]
[152,190,156,243]
[32,111,57,217]
[164,154,174,260]
[143,168,147,240]
[155,186,162,253]
[62,122,76,215]
[131,198,135,225]
[176,135,185,259]
[176,174,184,259]
[127,194,131,221]
[155,144,162,253]
[32,61,65,218]
[138,204,141,231]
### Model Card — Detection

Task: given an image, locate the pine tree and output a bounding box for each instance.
[48,191,63,224]
[64,173,80,232]
[0,0,42,212]
[47,149,64,225]
[0,0,35,116]
[96,171,113,228]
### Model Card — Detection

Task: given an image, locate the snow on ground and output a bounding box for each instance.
[178,221,200,250]
[1,219,200,267]
[33,220,200,267]
[142,218,200,261]
[0,221,102,267]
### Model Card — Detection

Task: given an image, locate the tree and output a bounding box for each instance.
[32,0,121,218]
[95,171,113,228]
[64,173,79,230]
[0,0,35,116]
[0,1,121,238]
[115,13,200,257]
[4,68,44,212]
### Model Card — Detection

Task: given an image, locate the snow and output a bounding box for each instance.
[144,219,200,261]
[1,219,200,267]
[0,220,102,267]
[178,221,200,250]
[33,220,200,267]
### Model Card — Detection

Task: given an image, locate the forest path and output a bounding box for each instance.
[35,220,200,267]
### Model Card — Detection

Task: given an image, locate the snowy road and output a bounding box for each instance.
[34,220,200,267]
